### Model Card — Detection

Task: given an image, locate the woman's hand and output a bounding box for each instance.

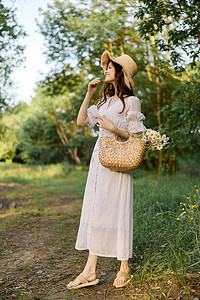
[88,78,101,95]
[98,115,132,139]
[97,115,116,132]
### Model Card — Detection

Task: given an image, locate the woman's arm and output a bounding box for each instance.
[77,78,100,126]
[97,115,138,139]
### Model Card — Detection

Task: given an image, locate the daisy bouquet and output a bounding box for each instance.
[140,129,169,151]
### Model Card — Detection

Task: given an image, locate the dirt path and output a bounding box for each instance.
[0,217,118,299]
[0,189,136,299]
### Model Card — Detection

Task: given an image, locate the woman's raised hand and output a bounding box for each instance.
[88,78,101,95]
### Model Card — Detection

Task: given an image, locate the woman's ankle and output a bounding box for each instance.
[83,254,98,276]
[82,266,96,276]
[120,260,129,272]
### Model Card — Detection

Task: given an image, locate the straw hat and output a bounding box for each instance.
[101,50,137,90]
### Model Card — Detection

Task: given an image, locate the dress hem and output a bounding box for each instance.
[75,246,132,261]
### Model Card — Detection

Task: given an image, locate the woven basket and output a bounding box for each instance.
[99,133,146,172]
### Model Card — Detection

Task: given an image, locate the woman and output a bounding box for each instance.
[67,50,146,289]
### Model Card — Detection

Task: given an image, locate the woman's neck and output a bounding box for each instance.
[111,92,119,100]
[113,82,118,98]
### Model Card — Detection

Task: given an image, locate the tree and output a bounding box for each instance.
[17,114,65,164]
[160,74,200,175]
[37,0,144,73]
[16,70,97,164]
[0,102,28,161]
[0,1,25,109]
[135,0,200,174]
[135,0,200,69]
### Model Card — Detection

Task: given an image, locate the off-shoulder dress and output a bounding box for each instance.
[75,96,146,260]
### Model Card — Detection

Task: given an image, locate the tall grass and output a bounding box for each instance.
[132,171,200,277]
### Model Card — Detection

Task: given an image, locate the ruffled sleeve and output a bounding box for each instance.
[126,97,146,133]
[87,105,98,128]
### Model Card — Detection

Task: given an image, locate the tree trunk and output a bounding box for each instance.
[145,41,152,82]
[165,18,170,61]
[155,65,161,126]
[52,114,81,164]
[168,153,176,176]
[56,126,66,145]
[150,36,161,126]
[171,159,176,177]
[68,147,80,165]
[157,151,162,175]
[142,159,148,171]
[151,36,162,174]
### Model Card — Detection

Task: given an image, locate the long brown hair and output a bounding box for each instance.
[97,60,134,113]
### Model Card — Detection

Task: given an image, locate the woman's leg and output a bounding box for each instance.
[67,253,98,288]
[113,260,130,286]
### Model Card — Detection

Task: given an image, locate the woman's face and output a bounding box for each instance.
[104,61,116,84]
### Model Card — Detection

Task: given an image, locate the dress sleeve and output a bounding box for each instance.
[87,105,98,127]
[126,97,146,133]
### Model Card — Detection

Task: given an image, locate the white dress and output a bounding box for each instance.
[75,96,146,260]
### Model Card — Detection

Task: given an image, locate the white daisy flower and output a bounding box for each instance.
[149,132,156,139]
[156,134,161,140]
[141,135,147,142]
[157,144,163,150]
[146,129,152,136]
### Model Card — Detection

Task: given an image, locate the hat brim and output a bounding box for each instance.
[101,50,135,91]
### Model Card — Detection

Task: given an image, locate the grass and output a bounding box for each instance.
[0,162,88,194]
[132,171,200,275]
[0,162,199,299]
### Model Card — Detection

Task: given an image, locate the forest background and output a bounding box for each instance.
[0,0,200,175]
[0,1,200,298]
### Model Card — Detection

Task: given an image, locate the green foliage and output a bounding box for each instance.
[0,103,28,161]
[160,76,200,152]
[0,113,19,161]
[17,114,64,164]
[136,0,200,69]
[0,1,26,108]
[37,0,141,70]
[14,79,97,164]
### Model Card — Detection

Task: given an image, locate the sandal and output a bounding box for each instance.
[114,270,133,288]
[67,273,99,289]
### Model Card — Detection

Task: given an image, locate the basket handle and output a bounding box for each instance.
[114,131,132,144]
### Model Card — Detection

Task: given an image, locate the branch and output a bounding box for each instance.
[147,66,188,82]
[158,68,186,81]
